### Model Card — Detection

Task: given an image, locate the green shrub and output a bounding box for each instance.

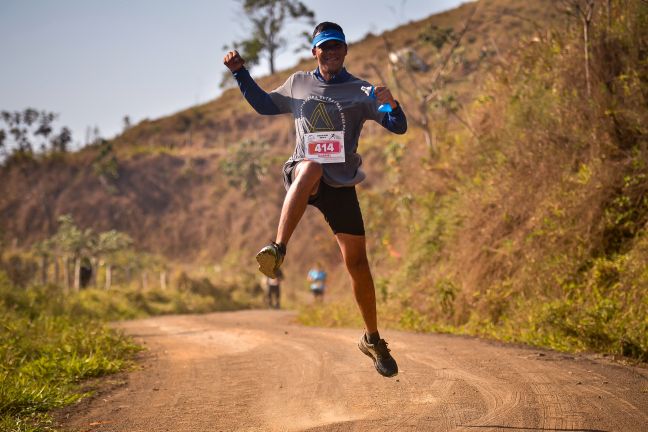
[0,274,140,431]
[0,266,254,432]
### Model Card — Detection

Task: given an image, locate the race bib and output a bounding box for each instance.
[304,131,345,164]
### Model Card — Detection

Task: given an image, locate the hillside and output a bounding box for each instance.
[1,0,646,359]
[0,0,559,285]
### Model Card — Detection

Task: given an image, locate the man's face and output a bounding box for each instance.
[312,40,347,75]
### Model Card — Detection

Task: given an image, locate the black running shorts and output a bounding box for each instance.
[283,161,365,236]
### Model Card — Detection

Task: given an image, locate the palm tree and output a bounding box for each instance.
[33,238,55,285]
[97,230,132,290]
[53,215,95,293]
[53,215,79,293]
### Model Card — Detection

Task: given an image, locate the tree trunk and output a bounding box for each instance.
[73,256,81,293]
[63,257,70,293]
[142,271,148,291]
[606,0,611,32]
[40,255,48,286]
[420,112,439,160]
[105,264,112,290]
[160,271,167,290]
[54,257,60,285]
[424,128,439,160]
[269,48,276,75]
[583,19,591,97]
[91,257,99,288]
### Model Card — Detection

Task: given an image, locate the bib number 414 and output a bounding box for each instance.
[309,141,340,154]
[304,131,345,164]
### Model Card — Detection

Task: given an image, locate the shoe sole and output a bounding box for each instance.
[358,341,398,378]
[256,249,277,278]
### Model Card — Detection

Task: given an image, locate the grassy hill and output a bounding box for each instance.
[0,0,559,283]
[1,0,646,359]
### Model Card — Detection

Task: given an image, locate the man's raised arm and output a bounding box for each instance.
[374,85,407,135]
[223,50,281,115]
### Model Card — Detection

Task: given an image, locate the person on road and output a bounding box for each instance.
[223,21,407,378]
[266,268,283,309]
[307,263,327,302]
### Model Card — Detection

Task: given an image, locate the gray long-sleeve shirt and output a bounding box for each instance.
[233,67,407,187]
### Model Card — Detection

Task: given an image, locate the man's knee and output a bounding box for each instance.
[344,252,369,274]
[295,161,322,182]
[294,161,322,194]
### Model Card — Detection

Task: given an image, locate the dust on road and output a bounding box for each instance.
[58,310,648,431]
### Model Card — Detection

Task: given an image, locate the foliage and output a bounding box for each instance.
[382,2,479,158]
[21,216,135,292]
[0,255,38,288]
[0,259,256,431]
[301,0,648,362]
[0,273,140,431]
[223,0,315,83]
[0,109,72,164]
[419,25,456,51]
[219,139,273,197]
[68,283,245,321]
[92,140,119,193]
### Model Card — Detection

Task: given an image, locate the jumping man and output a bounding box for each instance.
[223,21,407,377]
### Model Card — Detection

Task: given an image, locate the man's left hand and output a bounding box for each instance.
[374,86,397,109]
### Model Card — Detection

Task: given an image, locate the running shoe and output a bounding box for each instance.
[358,334,398,377]
[255,241,285,278]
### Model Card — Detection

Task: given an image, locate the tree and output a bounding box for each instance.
[371,3,479,159]
[0,129,6,157]
[50,127,72,153]
[227,0,315,76]
[33,238,55,285]
[0,109,72,161]
[53,215,79,292]
[32,218,134,291]
[122,115,132,132]
[560,0,596,96]
[92,140,119,193]
[52,215,95,293]
[96,230,132,290]
[219,139,272,197]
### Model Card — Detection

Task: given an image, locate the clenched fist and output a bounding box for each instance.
[374,86,397,110]
[224,50,245,73]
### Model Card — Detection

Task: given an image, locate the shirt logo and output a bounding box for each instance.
[308,103,334,132]
[299,96,346,135]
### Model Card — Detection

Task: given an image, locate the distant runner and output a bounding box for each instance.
[223,21,407,377]
[307,263,327,302]
[266,269,283,309]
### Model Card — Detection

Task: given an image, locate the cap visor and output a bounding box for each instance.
[314,36,346,47]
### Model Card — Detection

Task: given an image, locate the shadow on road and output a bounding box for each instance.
[461,425,608,432]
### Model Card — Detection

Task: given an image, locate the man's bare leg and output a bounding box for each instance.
[338,232,398,377]
[275,160,322,246]
[256,161,321,278]
[335,233,377,333]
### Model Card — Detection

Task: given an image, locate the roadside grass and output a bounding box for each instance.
[298,272,648,361]
[0,270,256,431]
[0,275,140,431]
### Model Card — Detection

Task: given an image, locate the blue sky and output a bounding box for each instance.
[0,0,465,146]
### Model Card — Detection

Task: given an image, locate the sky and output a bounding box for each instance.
[0,0,465,147]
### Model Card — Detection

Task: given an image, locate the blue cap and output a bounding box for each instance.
[311,30,346,48]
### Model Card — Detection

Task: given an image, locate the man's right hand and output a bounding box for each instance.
[223,50,245,72]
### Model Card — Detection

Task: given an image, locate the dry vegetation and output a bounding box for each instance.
[1,0,646,360]
[302,0,648,361]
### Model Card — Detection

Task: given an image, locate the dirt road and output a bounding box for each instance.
[58,310,648,431]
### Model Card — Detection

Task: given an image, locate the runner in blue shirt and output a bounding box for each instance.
[307,263,327,302]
